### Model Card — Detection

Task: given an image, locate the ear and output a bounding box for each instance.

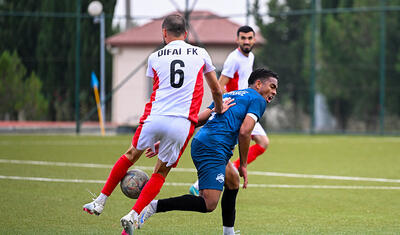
[162,28,167,38]
[183,31,188,39]
[255,80,262,90]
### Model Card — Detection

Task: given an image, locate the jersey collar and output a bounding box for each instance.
[168,40,187,46]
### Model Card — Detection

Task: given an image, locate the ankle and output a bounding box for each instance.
[95,193,108,205]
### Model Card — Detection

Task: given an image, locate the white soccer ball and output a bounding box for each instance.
[88,1,103,16]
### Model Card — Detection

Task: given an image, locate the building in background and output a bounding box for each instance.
[106,11,264,126]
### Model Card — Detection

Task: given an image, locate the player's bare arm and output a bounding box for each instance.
[218,74,231,93]
[204,71,223,113]
[237,115,256,188]
[196,98,236,127]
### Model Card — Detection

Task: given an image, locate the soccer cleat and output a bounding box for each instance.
[189,184,199,196]
[120,211,139,235]
[121,230,129,235]
[138,203,156,228]
[82,200,104,216]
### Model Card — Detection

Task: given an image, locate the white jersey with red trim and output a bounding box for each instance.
[221,48,254,92]
[143,40,215,124]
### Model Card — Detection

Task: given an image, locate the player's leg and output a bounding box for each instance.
[221,162,240,235]
[233,123,268,168]
[83,145,144,216]
[121,116,194,234]
[190,148,234,196]
[136,187,222,232]
[121,159,171,234]
[138,138,227,228]
[83,117,158,216]
[132,117,195,214]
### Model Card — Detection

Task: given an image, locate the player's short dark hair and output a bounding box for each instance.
[237,25,255,36]
[248,68,279,86]
[162,14,187,37]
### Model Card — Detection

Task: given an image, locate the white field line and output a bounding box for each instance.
[0,175,400,190]
[1,159,399,183]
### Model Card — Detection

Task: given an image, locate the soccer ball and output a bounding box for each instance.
[120,169,150,199]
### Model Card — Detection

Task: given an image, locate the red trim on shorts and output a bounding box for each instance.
[188,64,205,124]
[171,123,196,168]
[225,71,239,92]
[132,69,160,147]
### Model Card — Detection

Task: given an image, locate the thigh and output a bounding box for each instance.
[224,162,240,190]
[191,139,228,191]
[157,116,194,167]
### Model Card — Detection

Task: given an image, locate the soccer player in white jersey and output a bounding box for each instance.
[82,14,224,235]
[189,26,271,196]
[221,25,269,169]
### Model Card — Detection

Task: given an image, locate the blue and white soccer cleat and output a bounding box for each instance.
[120,210,139,235]
[189,184,199,196]
[138,201,157,228]
[83,200,104,216]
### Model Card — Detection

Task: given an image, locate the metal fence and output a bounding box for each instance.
[1,0,399,135]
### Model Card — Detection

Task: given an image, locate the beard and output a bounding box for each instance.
[240,44,253,54]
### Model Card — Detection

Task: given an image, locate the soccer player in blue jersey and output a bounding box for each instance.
[136,68,278,235]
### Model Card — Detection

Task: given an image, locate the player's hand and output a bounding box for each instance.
[145,141,160,158]
[212,97,235,114]
[238,165,248,189]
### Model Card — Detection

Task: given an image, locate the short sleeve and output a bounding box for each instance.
[208,102,215,110]
[145,55,154,77]
[202,48,216,74]
[247,97,267,121]
[221,53,237,78]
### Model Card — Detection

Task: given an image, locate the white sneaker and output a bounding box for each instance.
[138,202,156,228]
[83,200,104,216]
[189,180,199,196]
[120,211,139,235]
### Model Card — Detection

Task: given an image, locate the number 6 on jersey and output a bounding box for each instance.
[170,59,185,88]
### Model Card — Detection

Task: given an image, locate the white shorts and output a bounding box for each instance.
[132,115,195,167]
[251,122,267,136]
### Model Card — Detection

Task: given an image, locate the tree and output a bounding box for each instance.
[254,0,400,131]
[254,0,311,130]
[0,51,25,119]
[319,0,400,130]
[0,0,116,121]
[0,50,48,120]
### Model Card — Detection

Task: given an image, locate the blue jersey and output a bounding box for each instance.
[193,88,267,156]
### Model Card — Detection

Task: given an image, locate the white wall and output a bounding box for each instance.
[111,46,154,125]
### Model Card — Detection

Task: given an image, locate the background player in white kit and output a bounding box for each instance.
[190,26,271,196]
[82,14,224,235]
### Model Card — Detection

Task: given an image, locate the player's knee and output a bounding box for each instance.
[229,174,240,190]
[204,199,218,212]
[201,193,219,212]
[124,145,141,162]
[224,165,240,190]
[254,135,269,149]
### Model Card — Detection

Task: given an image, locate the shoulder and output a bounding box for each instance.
[148,51,158,61]
[224,49,240,64]
[197,46,210,57]
[227,49,240,59]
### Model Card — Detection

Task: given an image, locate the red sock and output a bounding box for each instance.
[132,173,165,214]
[233,144,266,169]
[101,155,133,196]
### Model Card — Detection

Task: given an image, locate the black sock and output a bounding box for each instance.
[156,194,208,213]
[221,188,238,227]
